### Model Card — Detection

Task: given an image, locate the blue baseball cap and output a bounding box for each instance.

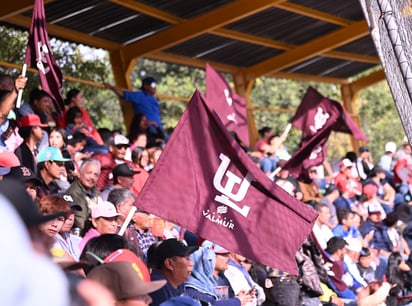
[36,147,71,163]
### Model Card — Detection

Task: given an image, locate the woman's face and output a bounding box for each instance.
[49,130,65,149]
[40,216,65,237]
[73,92,85,108]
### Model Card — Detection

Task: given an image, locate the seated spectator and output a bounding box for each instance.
[65,158,103,230]
[319,184,340,227]
[364,166,396,213]
[65,106,108,154]
[383,212,410,258]
[332,209,362,241]
[334,158,362,205]
[100,163,141,200]
[386,252,412,306]
[298,167,323,206]
[356,146,374,181]
[4,165,41,201]
[18,88,56,150]
[325,237,357,301]
[224,253,265,306]
[149,238,197,306]
[87,261,166,306]
[312,202,334,250]
[131,208,157,257]
[357,247,377,284]
[36,146,71,198]
[273,159,303,201]
[128,112,164,150]
[344,238,368,292]
[60,88,103,145]
[15,114,47,172]
[79,201,123,252]
[184,246,251,306]
[360,184,387,221]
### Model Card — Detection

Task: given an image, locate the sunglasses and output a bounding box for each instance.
[115,144,128,149]
[50,160,65,166]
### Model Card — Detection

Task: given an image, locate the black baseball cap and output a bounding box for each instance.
[4,166,41,186]
[154,238,198,269]
[113,163,140,180]
[0,180,68,228]
[140,77,156,89]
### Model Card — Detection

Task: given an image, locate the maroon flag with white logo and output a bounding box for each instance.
[206,64,249,146]
[135,90,317,274]
[24,0,65,117]
[290,87,367,140]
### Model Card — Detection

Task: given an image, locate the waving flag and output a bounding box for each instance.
[290,87,367,140]
[24,0,64,117]
[206,64,249,146]
[135,90,317,274]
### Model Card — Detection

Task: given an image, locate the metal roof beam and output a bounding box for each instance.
[4,15,120,51]
[245,20,369,81]
[121,0,283,63]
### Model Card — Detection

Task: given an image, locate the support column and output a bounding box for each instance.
[232,71,257,147]
[340,84,363,153]
[109,50,136,132]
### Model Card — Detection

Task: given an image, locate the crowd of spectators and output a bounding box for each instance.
[2,73,412,306]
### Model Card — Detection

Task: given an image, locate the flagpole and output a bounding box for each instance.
[118,206,137,236]
[16,63,27,108]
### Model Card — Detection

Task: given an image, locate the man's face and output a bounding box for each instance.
[79,163,100,190]
[214,253,230,272]
[46,160,65,179]
[116,196,135,217]
[111,144,128,160]
[132,212,151,231]
[34,96,53,114]
[169,255,193,285]
[318,207,331,225]
[342,213,355,227]
[118,175,134,189]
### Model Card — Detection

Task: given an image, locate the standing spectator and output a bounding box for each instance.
[15,114,47,172]
[36,146,70,197]
[65,159,102,230]
[149,238,197,306]
[356,146,374,181]
[104,77,165,136]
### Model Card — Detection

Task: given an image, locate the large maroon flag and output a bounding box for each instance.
[206,64,249,146]
[24,0,64,117]
[290,87,367,141]
[135,90,317,274]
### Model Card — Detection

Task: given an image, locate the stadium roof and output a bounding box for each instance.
[0,0,384,85]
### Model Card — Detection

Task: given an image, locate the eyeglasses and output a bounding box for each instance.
[115,144,128,150]
[50,160,65,166]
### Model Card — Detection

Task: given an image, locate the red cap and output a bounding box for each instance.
[104,249,150,282]
[19,114,48,128]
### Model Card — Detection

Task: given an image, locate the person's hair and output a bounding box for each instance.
[325,237,347,254]
[0,89,11,104]
[387,252,405,295]
[337,208,354,225]
[80,159,101,175]
[359,247,371,257]
[368,166,385,178]
[147,241,162,269]
[38,195,70,215]
[131,147,145,164]
[17,125,34,141]
[67,131,87,147]
[49,127,68,146]
[29,88,51,106]
[345,151,357,163]
[65,88,80,105]
[97,128,113,147]
[0,74,13,89]
[383,212,398,227]
[128,113,147,142]
[258,126,272,137]
[66,106,82,125]
[107,188,136,206]
[314,202,329,213]
[79,234,137,274]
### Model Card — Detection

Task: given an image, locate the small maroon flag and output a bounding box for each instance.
[135,90,317,274]
[24,0,64,117]
[290,87,367,141]
[283,95,342,181]
[206,64,249,146]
